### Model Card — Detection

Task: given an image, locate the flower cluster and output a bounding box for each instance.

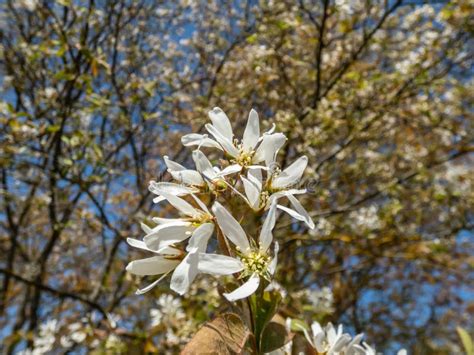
[126,107,314,300]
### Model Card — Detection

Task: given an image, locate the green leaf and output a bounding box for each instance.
[249,290,282,352]
[457,327,474,355]
[260,322,290,353]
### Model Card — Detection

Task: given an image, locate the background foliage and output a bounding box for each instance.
[0,0,472,353]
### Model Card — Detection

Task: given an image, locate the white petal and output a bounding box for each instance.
[164,155,185,171]
[186,223,214,252]
[253,133,287,166]
[169,169,204,186]
[170,251,199,295]
[181,133,222,149]
[311,321,324,337]
[126,256,179,276]
[127,238,184,255]
[205,123,239,157]
[241,176,260,209]
[247,168,263,191]
[276,205,307,223]
[149,181,195,198]
[259,201,277,251]
[190,193,210,214]
[242,109,260,150]
[192,150,217,179]
[153,195,166,203]
[159,191,200,217]
[271,156,308,189]
[262,123,276,136]
[217,164,242,176]
[223,273,260,301]
[295,323,315,349]
[197,253,244,275]
[287,194,315,229]
[152,216,187,225]
[144,223,193,250]
[208,107,233,141]
[330,334,352,353]
[135,272,171,295]
[212,202,250,253]
[268,242,279,275]
[140,222,153,234]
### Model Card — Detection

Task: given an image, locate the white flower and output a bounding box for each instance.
[299,321,362,355]
[181,107,286,168]
[142,192,214,252]
[150,294,185,327]
[126,239,197,295]
[197,201,279,301]
[150,150,240,202]
[241,156,315,229]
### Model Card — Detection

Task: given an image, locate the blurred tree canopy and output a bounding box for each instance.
[0,0,472,353]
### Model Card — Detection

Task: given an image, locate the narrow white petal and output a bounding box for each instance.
[253,133,287,166]
[212,202,250,253]
[149,181,195,198]
[159,191,200,217]
[151,216,187,225]
[208,107,233,141]
[153,195,166,203]
[186,223,214,252]
[217,164,242,176]
[295,323,316,349]
[144,223,193,250]
[164,155,185,171]
[140,222,153,234]
[268,242,279,275]
[247,168,263,191]
[242,109,260,150]
[271,156,308,189]
[135,272,171,295]
[181,133,222,149]
[126,256,179,276]
[262,123,276,136]
[170,251,199,295]
[287,194,315,229]
[276,204,307,223]
[127,238,184,255]
[192,150,217,179]
[205,123,239,157]
[127,238,151,251]
[241,176,260,209]
[259,201,277,252]
[190,193,210,214]
[223,274,260,301]
[197,253,244,275]
[169,169,204,186]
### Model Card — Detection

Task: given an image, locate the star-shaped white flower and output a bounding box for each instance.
[181,107,286,168]
[197,201,279,301]
[299,321,356,355]
[143,191,214,252]
[241,155,315,229]
[126,238,200,295]
[149,150,240,203]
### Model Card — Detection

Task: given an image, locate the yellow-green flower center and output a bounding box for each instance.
[240,250,271,279]
[233,143,255,167]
